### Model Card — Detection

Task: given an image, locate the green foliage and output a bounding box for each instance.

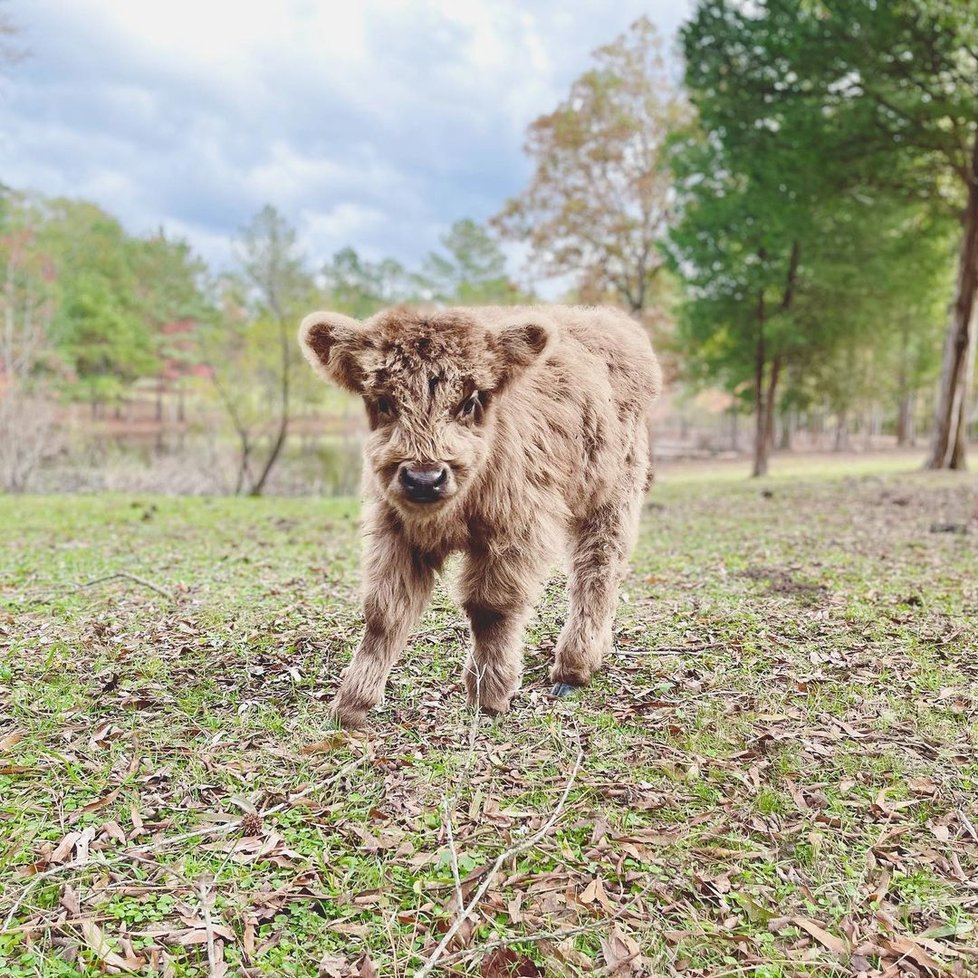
[2,195,214,409]
[0,190,61,383]
[56,269,156,402]
[418,218,526,304]
[322,247,412,317]
[39,200,151,400]
[671,0,964,469]
[132,232,212,377]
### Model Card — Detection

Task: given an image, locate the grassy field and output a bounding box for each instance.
[1,458,977,977]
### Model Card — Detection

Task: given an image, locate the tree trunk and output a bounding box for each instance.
[752,291,769,478]
[249,318,291,496]
[834,409,849,452]
[897,391,914,447]
[779,409,793,451]
[764,354,781,453]
[861,410,870,451]
[926,134,978,470]
[234,437,252,496]
[3,258,14,385]
[949,322,976,467]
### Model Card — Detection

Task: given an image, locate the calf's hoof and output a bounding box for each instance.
[466,689,515,717]
[330,698,369,731]
[478,699,512,717]
[551,682,580,698]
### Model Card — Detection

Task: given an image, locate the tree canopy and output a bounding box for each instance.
[496,17,688,315]
[671,0,970,473]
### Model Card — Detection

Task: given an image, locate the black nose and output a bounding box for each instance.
[399,463,449,502]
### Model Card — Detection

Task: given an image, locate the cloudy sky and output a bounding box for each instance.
[3,0,691,277]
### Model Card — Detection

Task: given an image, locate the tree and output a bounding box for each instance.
[495,17,688,314]
[674,0,964,474]
[0,191,61,491]
[321,247,412,317]
[682,0,978,468]
[667,177,805,475]
[667,106,817,475]
[57,271,157,411]
[37,199,158,413]
[874,2,978,469]
[0,2,24,74]
[417,219,524,304]
[206,206,314,496]
[132,231,211,424]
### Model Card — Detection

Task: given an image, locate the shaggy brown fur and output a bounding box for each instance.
[299,305,661,729]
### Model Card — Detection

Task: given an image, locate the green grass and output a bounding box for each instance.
[1,458,976,976]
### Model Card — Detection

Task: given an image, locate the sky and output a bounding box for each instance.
[2,0,691,279]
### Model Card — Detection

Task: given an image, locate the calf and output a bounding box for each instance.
[299,305,661,729]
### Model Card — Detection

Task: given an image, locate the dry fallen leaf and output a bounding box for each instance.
[601,924,643,975]
[80,920,138,973]
[318,953,349,978]
[70,788,120,823]
[301,730,363,753]
[49,831,82,865]
[554,938,595,971]
[791,916,848,956]
[579,878,600,904]
[0,730,25,751]
[883,935,943,974]
[480,946,544,977]
[356,953,380,978]
[60,883,80,917]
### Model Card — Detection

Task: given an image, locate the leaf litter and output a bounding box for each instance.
[1,472,977,975]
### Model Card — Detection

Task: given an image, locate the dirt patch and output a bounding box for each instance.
[740,565,829,603]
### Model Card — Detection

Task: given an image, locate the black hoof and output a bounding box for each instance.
[551,682,579,698]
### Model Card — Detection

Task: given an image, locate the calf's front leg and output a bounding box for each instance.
[331,526,436,729]
[459,545,549,716]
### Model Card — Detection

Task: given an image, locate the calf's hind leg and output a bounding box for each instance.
[551,485,644,695]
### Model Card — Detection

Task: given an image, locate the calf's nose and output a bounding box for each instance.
[399,462,449,502]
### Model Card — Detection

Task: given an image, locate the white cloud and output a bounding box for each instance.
[1,0,692,275]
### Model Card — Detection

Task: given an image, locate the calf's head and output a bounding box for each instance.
[299,307,555,515]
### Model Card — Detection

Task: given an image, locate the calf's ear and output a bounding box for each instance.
[492,314,557,387]
[298,311,374,394]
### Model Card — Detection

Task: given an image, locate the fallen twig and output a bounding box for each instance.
[414,726,585,978]
[198,878,220,978]
[66,572,174,602]
[443,797,464,917]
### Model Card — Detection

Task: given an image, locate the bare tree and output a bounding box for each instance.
[494,18,689,316]
[0,3,26,72]
[204,208,315,496]
[236,206,313,495]
[0,212,60,491]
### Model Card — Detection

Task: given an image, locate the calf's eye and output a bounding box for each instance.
[459,391,482,419]
[377,396,394,417]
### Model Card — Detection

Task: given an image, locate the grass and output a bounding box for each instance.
[1,456,976,976]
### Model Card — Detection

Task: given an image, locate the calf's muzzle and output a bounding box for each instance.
[398,462,450,503]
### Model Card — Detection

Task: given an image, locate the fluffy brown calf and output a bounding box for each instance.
[299,305,661,729]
